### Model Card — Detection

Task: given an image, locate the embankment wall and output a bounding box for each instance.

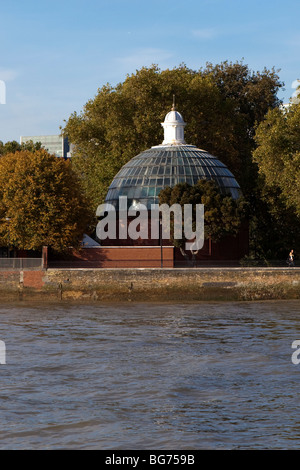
[0,267,299,302]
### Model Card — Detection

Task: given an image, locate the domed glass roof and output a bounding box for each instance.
[104,104,241,210]
[105,145,241,209]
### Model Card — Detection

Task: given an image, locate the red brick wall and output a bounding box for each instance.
[23,271,45,288]
[49,246,174,268]
[48,223,248,268]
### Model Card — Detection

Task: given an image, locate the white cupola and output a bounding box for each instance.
[161,97,186,145]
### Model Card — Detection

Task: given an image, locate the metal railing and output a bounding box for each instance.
[48,259,174,268]
[174,259,297,268]
[0,258,43,269]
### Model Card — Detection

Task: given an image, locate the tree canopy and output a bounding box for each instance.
[0,149,92,252]
[253,103,300,217]
[248,101,300,259]
[0,139,42,155]
[63,61,282,211]
[158,180,247,252]
[2,62,296,261]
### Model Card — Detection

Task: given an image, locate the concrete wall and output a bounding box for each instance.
[0,267,299,302]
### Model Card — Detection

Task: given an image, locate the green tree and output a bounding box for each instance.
[248,183,300,260]
[63,62,282,211]
[251,102,300,258]
[203,61,282,191]
[253,103,300,216]
[0,139,42,156]
[0,149,93,252]
[158,180,247,255]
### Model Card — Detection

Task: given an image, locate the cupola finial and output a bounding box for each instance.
[172,94,176,111]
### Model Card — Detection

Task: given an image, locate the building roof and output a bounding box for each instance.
[105,105,241,209]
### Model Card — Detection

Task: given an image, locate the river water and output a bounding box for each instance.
[0,300,300,450]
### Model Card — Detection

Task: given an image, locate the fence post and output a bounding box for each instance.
[42,246,48,269]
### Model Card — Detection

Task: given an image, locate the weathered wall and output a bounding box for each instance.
[0,267,299,302]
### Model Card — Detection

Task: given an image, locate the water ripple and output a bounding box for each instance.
[0,300,300,449]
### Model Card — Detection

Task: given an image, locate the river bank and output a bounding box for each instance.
[0,267,299,302]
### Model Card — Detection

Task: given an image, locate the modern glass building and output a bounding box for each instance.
[105,106,241,210]
[20,135,70,159]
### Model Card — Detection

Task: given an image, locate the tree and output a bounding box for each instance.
[0,149,93,252]
[0,139,42,155]
[247,182,300,260]
[158,180,247,256]
[253,103,300,216]
[202,61,283,195]
[251,102,300,258]
[202,61,282,131]
[63,62,282,211]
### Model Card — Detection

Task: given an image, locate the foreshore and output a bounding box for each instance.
[0,267,300,302]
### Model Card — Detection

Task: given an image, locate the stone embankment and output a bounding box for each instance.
[0,267,300,302]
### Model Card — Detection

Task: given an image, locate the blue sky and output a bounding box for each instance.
[0,0,299,142]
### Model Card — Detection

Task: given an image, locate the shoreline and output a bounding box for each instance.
[0,267,299,302]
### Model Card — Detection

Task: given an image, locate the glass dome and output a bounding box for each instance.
[105,144,241,210]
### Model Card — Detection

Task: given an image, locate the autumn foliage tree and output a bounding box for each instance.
[0,149,92,252]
